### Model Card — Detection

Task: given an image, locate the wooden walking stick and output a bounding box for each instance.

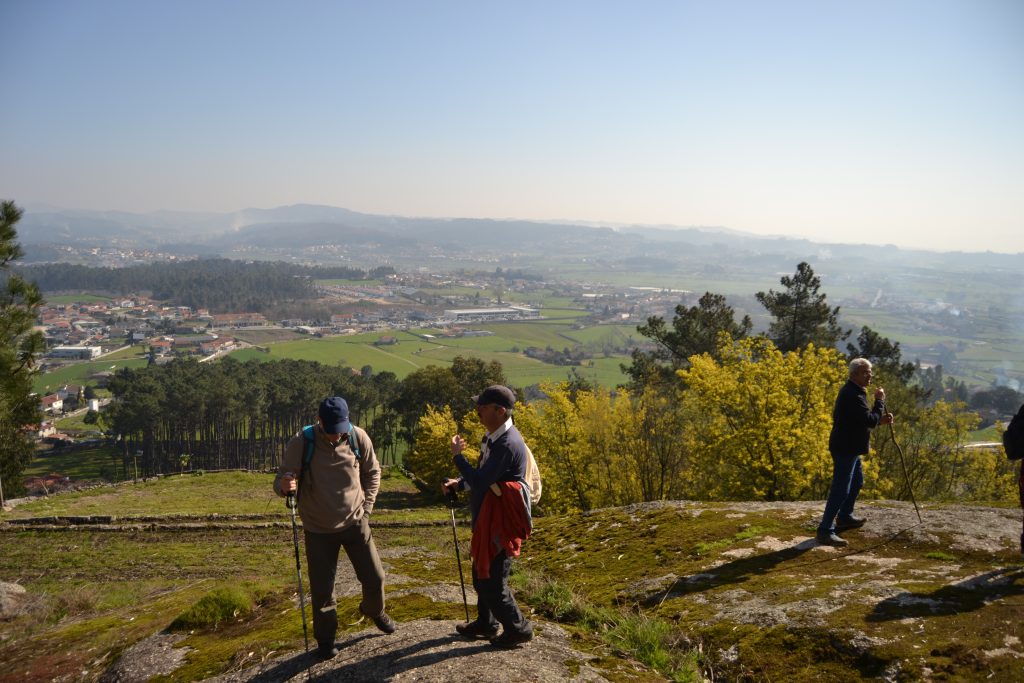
[888,418,923,524]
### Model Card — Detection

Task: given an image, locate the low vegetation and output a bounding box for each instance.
[2,472,1021,682]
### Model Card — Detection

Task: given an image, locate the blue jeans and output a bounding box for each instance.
[818,452,864,535]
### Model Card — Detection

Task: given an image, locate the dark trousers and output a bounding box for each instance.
[472,550,530,635]
[818,452,864,534]
[304,517,385,647]
[1018,462,1023,554]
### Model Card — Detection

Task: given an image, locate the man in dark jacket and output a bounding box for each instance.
[817,359,893,547]
[442,384,534,649]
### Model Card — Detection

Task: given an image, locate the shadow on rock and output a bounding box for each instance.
[232,652,311,683]
[642,540,816,605]
[311,634,486,682]
[235,635,376,683]
[866,566,1024,622]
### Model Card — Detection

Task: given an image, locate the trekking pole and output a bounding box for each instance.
[286,492,312,667]
[888,419,923,524]
[447,489,471,622]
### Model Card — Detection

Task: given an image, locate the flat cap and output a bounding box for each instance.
[472,385,516,409]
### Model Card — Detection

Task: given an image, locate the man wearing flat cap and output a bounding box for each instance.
[275,396,396,659]
[443,385,534,649]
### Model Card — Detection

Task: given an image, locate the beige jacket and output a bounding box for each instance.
[274,424,381,534]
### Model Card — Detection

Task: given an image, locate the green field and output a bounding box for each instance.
[34,358,149,394]
[24,445,127,482]
[53,411,104,436]
[228,322,632,387]
[230,328,305,344]
[101,346,148,360]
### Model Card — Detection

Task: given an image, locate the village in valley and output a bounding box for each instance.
[28,270,700,454]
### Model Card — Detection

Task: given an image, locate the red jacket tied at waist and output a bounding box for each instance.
[471,481,531,579]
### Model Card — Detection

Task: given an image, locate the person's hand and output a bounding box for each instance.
[450,434,466,456]
[441,478,460,495]
[874,387,886,402]
[280,472,297,494]
[881,412,894,425]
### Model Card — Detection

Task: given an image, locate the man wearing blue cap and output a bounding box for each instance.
[275,396,396,659]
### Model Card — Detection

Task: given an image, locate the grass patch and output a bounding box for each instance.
[2,468,438,521]
[608,612,703,683]
[924,551,958,561]
[101,346,148,361]
[968,424,1001,443]
[24,444,126,482]
[693,525,771,555]
[34,358,149,394]
[512,568,703,682]
[170,586,254,631]
[52,411,106,436]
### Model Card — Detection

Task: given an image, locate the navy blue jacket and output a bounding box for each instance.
[454,424,528,529]
[829,379,886,457]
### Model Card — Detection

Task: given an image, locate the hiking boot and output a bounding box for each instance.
[316,643,338,659]
[489,627,533,649]
[371,612,397,634]
[816,532,848,547]
[456,620,500,640]
[835,515,866,532]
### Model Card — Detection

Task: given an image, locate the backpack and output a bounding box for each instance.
[524,443,542,505]
[295,424,362,502]
[1002,404,1024,461]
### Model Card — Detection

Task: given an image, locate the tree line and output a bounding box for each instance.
[93,354,507,479]
[100,357,399,475]
[17,260,395,314]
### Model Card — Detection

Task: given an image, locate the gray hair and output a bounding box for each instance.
[848,358,872,379]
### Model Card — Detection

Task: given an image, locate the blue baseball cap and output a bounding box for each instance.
[318,396,351,434]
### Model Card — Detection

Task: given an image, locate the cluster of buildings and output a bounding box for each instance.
[35,298,263,365]
[38,298,206,351]
[30,383,103,444]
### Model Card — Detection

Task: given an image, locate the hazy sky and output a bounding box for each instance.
[2,1,1022,252]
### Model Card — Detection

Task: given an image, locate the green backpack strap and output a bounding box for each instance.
[298,424,362,479]
[301,425,317,468]
[348,427,361,460]
[294,424,363,505]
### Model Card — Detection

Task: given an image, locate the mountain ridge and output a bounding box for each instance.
[18,203,1024,262]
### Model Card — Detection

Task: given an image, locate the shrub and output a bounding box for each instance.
[170,586,252,631]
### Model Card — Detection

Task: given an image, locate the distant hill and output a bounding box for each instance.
[19,203,1022,265]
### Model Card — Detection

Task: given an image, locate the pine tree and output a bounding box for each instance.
[1,201,46,500]
[626,291,752,386]
[755,262,848,353]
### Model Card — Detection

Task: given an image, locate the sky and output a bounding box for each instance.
[1,0,1022,253]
